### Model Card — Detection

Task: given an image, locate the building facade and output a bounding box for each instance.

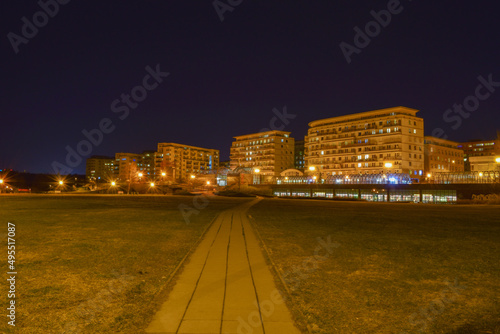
[304,106,425,178]
[85,156,115,182]
[114,153,142,182]
[424,136,464,175]
[155,143,219,182]
[230,130,295,176]
[459,134,500,171]
[294,140,305,171]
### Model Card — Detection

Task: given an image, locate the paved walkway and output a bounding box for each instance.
[146,199,301,334]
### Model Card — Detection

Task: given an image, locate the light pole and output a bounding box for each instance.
[161,172,166,194]
[253,168,260,185]
[190,174,195,191]
[309,166,322,183]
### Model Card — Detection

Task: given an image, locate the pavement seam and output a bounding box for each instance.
[144,213,222,332]
[247,212,311,334]
[175,213,225,334]
[219,214,233,334]
[241,211,266,334]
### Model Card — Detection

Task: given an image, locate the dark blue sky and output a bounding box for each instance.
[1,0,499,174]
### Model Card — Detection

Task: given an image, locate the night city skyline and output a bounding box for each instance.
[2,1,500,174]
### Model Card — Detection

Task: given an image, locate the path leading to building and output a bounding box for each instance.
[146,198,302,334]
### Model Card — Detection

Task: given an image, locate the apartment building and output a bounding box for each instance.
[304,106,425,177]
[155,143,219,182]
[424,136,464,174]
[85,156,115,182]
[459,133,500,171]
[294,140,305,171]
[114,152,141,182]
[230,130,295,176]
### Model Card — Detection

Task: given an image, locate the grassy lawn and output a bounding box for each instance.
[249,199,500,334]
[0,194,250,334]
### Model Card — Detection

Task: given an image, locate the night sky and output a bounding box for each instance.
[1,0,499,174]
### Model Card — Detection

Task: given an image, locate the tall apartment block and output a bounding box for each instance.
[459,133,500,171]
[155,143,219,182]
[304,107,425,177]
[230,130,295,176]
[85,155,115,182]
[294,140,305,171]
[424,136,464,174]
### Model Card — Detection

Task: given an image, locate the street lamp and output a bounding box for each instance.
[206,181,210,185]
[309,166,316,172]
[190,174,195,179]
[427,173,432,178]
[253,168,261,185]
[161,172,166,177]
[111,181,116,186]
[384,162,393,168]
[495,157,500,163]
[0,179,3,184]
[59,180,64,185]
[150,182,155,187]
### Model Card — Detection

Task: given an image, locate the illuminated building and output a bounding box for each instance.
[114,152,142,181]
[305,106,425,177]
[155,143,219,182]
[459,133,500,171]
[230,130,295,176]
[294,140,305,171]
[424,136,464,174]
[85,155,115,182]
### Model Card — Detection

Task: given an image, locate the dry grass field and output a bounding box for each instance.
[249,199,500,334]
[0,194,251,334]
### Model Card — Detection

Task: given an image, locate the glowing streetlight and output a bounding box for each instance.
[427,173,432,178]
[138,173,143,178]
[59,180,64,185]
[111,181,116,186]
[254,168,260,173]
[206,181,210,185]
[479,172,484,177]
[161,172,166,177]
[0,179,3,184]
[190,174,195,179]
[150,182,155,187]
[313,176,317,180]
[285,177,288,180]
[309,166,316,171]
[384,162,393,168]
[496,157,500,163]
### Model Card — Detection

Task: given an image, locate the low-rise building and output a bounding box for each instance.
[424,136,464,175]
[459,134,500,171]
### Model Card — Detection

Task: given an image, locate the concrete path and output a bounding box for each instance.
[146,199,301,334]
